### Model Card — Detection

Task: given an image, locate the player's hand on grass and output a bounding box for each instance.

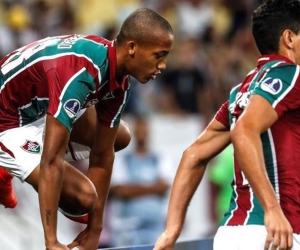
[153,232,176,250]
[68,227,101,250]
[264,206,293,250]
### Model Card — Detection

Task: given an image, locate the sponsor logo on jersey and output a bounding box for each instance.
[261,77,282,94]
[102,92,115,100]
[64,99,80,118]
[20,140,41,154]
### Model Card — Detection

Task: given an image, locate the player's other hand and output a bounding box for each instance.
[68,227,101,250]
[46,242,71,250]
[153,232,176,250]
[264,206,293,250]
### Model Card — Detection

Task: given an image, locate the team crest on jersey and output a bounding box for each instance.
[64,99,80,118]
[20,140,41,154]
[261,77,282,94]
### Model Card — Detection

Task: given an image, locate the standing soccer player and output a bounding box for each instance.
[0,8,174,250]
[154,0,300,249]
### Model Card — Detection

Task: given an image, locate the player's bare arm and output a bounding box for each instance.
[69,120,118,250]
[230,94,293,250]
[38,114,71,249]
[153,118,230,250]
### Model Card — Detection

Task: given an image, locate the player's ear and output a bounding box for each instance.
[127,41,136,58]
[282,29,295,49]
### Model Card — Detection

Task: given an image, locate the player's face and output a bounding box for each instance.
[128,33,174,83]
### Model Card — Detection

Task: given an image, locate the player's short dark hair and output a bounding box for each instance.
[116,8,173,45]
[252,0,300,54]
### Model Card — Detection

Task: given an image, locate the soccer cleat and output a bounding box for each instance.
[63,213,89,224]
[0,167,18,208]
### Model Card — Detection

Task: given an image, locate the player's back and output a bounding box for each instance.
[0,34,109,132]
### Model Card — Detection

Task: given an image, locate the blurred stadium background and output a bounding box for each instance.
[0,0,262,249]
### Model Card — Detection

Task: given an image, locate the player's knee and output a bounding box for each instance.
[115,120,131,152]
[78,184,97,213]
[60,182,97,215]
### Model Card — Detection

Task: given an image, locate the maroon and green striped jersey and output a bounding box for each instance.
[215,55,300,234]
[0,34,131,133]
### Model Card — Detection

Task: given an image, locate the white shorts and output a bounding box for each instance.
[0,111,91,182]
[65,142,90,162]
[0,118,45,181]
[214,225,300,250]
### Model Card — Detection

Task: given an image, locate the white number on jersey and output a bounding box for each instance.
[1,37,60,75]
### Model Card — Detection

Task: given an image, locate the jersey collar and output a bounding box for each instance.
[257,54,295,67]
[108,40,129,91]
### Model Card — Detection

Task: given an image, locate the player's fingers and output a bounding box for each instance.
[278,229,293,250]
[271,232,281,250]
[67,240,79,249]
[287,231,293,249]
[264,232,274,250]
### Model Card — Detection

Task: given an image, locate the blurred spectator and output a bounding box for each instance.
[74,0,141,35]
[157,38,209,117]
[222,0,250,40]
[176,0,215,39]
[123,77,158,115]
[29,0,76,37]
[109,116,173,247]
[0,3,38,57]
[141,0,178,30]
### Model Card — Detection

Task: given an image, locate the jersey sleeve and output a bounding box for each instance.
[95,84,131,128]
[215,100,230,129]
[253,64,300,117]
[46,67,96,132]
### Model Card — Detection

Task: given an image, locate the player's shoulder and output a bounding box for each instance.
[80,35,110,47]
[75,35,111,67]
[62,34,110,53]
[264,60,298,75]
[262,60,300,84]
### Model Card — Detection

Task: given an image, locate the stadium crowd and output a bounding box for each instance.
[0,0,261,121]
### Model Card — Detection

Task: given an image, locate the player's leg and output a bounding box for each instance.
[69,106,131,151]
[61,107,131,223]
[25,161,97,217]
[0,107,130,222]
[0,118,96,222]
